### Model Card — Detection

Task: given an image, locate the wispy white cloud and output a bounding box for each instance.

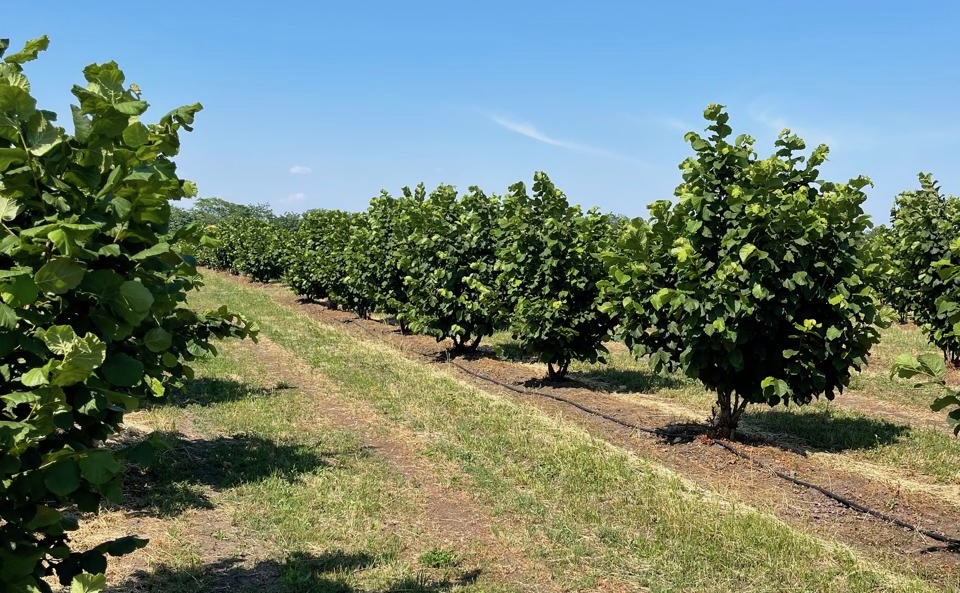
[287,192,306,202]
[488,114,645,164]
[746,100,840,148]
[289,165,312,175]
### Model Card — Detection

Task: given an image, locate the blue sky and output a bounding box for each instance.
[8,2,960,221]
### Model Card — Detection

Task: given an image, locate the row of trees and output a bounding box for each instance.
[194,105,886,437]
[197,174,616,379]
[871,175,960,365]
[882,177,960,435]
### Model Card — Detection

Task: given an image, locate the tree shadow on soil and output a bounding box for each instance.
[567,369,684,393]
[108,550,481,593]
[122,432,360,517]
[476,340,684,394]
[656,409,911,455]
[514,369,682,394]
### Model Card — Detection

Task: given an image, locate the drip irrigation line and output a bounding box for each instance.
[709,440,960,548]
[338,314,960,550]
[443,353,960,550]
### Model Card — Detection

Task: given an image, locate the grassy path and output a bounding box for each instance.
[172,272,951,592]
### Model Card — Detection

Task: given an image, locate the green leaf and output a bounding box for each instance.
[5,35,50,65]
[35,258,86,294]
[2,274,39,306]
[917,353,947,379]
[54,334,107,386]
[78,451,122,486]
[144,327,172,352]
[100,353,144,387]
[40,325,79,355]
[71,573,107,593]
[650,288,675,310]
[44,459,81,497]
[0,197,21,221]
[891,354,923,379]
[131,242,170,261]
[825,326,842,341]
[122,121,149,147]
[110,281,154,324]
[0,302,18,329]
[21,366,49,387]
[738,243,757,262]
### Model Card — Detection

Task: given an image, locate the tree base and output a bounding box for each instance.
[710,390,748,439]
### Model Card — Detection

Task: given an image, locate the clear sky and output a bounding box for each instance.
[8,2,959,222]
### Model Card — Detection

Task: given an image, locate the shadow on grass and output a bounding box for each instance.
[741,408,911,453]
[480,340,684,394]
[108,550,481,593]
[569,369,684,393]
[514,369,683,394]
[484,341,537,364]
[124,432,355,517]
[156,378,295,408]
[656,408,911,454]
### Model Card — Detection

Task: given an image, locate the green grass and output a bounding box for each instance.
[188,273,951,593]
[487,326,960,485]
[122,346,504,592]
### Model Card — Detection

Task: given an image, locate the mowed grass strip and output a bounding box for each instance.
[126,350,508,592]
[191,274,943,592]
[488,329,960,485]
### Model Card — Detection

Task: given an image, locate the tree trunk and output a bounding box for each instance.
[451,335,482,355]
[547,360,569,380]
[711,389,746,439]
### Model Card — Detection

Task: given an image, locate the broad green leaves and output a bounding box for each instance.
[402,185,502,349]
[35,258,85,294]
[888,174,960,364]
[601,105,883,436]
[892,353,960,435]
[497,173,614,378]
[0,37,256,592]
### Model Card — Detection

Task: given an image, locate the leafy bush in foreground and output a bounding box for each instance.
[601,105,883,437]
[0,38,254,591]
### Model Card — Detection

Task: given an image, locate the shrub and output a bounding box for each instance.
[339,211,378,318]
[285,209,356,307]
[497,173,613,378]
[364,190,418,328]
[889,174,960,364]
[865,224,910,323]
[600,105,883,437]
[403,184,502,351]
[0,38,254,591]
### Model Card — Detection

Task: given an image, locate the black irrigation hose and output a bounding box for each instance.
[444,354,960,551]
[340,315,960,551]
[709,440,960,549]
[446,354,659,436]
